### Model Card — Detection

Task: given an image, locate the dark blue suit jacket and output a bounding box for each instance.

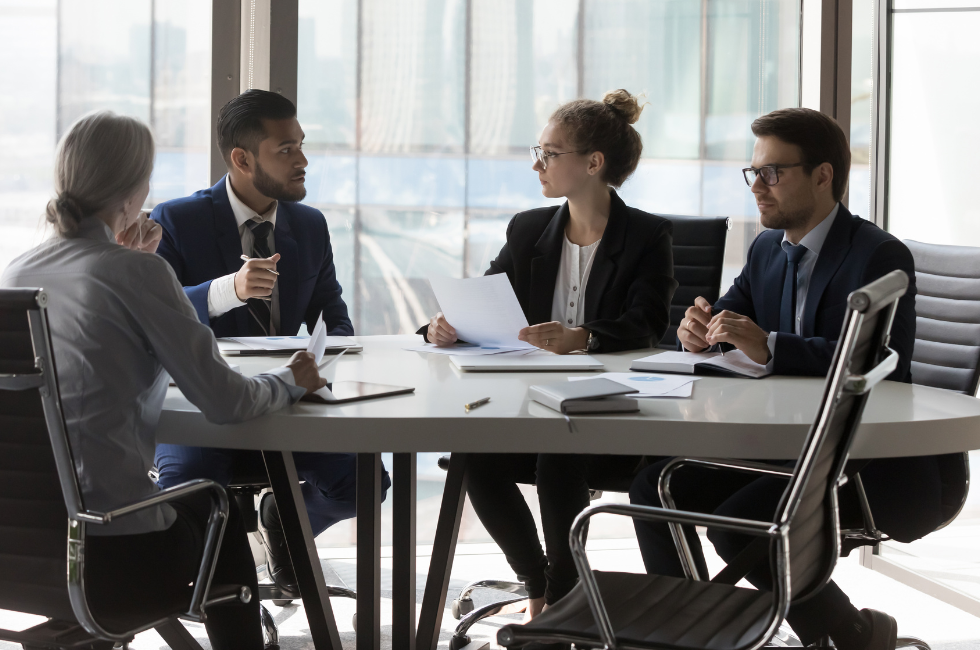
[153,177,353,337]
[715,204,916,381]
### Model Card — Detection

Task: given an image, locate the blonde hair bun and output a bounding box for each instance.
[602,89,644,125]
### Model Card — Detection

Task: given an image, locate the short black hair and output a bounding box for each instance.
[751,107,850,202]
[216,89,297,165]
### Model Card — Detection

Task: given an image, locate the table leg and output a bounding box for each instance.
[262,451,342,650]
[392,453,417,650]
[416,453,468,650]
[357,453,382,650]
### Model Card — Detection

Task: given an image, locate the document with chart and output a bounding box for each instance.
[428,274,535,350]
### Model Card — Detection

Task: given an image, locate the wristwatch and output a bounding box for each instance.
[585,329,598,351]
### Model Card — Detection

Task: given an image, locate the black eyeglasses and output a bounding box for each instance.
[530,145,584,170]
[742,163,805,187]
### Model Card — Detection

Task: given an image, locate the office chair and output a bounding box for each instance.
[658,215,732,350]
[0,288,249,650]
[444,215,731,646]
[496,270,911,650]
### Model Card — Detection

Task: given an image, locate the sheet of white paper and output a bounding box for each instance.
[657,383,694,398]
[404,344,527,356]
[569,372,698,397]
[428,275,534,349]
[307,314,328,364]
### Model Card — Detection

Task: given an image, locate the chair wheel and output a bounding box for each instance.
[451,597,474,619]
[272,599,293,606]
[449,634,471,650]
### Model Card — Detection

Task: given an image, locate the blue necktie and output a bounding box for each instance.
[779,243,807,334]
[246,220,274,336]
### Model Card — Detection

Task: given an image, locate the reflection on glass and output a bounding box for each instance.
[887,11,980,245]
[0,0,209,274]
[849,0,873,219]
[296,0,800,335]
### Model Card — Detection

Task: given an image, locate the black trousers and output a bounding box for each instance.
[466,452,641,604]
[629,456,944,646]
[86,493,262,650]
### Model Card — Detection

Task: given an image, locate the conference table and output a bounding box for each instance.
[158,335,980,650]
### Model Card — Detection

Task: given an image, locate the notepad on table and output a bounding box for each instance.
[529,377,639,414]
[630,350,771,379]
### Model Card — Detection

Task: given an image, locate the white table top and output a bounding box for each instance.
[157,335,980,460]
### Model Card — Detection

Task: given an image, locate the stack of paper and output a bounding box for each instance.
[404,344,537,356]
[570,372,699,398]
[427,275,535,349]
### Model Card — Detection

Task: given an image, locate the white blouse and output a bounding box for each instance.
[551,235,601,328]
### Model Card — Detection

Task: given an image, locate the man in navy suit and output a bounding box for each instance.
[153,90,387,598]
[631,109,942,650]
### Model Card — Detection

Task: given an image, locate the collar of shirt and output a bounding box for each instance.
[225,175,278,230]
[75,217,116,244]
[781,202,840,257]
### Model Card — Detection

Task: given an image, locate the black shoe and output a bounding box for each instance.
[258,492,300,598]
[860,609,898,650]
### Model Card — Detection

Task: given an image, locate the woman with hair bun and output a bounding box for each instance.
[421,90,677,621]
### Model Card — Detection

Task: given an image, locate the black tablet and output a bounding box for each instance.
[303,381,415,404]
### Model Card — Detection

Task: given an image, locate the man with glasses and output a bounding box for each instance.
[630,108,941,650]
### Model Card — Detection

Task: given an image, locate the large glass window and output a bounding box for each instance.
[0,0,210,274]
[886,1,980,245]
[298,0,801,334]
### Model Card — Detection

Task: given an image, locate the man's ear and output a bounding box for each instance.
[814,161,834,193]
[229,147,252,176]
[587,150,605,176]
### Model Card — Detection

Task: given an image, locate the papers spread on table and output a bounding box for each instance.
[428,275,534,349]
[569,372,699,398]
[218,334,361,356]
[451,353,603,371]
[630,350,771,379]
[404,343,537,356]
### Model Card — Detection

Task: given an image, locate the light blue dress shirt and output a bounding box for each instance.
[765,203,841,368]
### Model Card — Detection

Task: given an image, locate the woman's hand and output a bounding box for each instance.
[518,321,589,355]
[116,213,162,254]
[427,312,458,347]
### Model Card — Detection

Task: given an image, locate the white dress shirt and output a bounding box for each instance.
[765,202,841,368]
[207,176,281,334]
[1,218,305,536]
[551,235,601,328]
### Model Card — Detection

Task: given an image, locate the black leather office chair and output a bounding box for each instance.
[837,241,979,593]
[0,288,249,650]
[497,271,915,650]
[659,215,731,349]
[443,215,731,647]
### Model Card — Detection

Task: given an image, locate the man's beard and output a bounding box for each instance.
[760,196,813,231]
[253,161,306,202]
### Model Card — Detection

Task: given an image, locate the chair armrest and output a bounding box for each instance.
[567,503,780,650]
[656,457,792,580]
[70,479,230,629]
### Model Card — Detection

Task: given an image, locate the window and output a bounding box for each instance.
[0,0,210,272]
[885,0,980,245]
[298,0,802,334]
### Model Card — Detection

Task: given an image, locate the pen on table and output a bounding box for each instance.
[464,396,491,412]
[240,254,280,275]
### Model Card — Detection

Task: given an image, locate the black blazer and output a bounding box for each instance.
[421,190,677,352]
[712,204,916,380]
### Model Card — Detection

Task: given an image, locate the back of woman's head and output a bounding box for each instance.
[549,89,645,187]
[46,111,155,238]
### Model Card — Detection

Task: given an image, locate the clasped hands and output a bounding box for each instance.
[679,296,770,365]
[427,312,589,354]
[116,212,163,253]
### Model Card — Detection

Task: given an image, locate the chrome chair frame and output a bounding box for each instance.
[0,289,247,647]
[498,270,908,650]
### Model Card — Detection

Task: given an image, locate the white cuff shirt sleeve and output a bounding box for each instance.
[766,331,778,372]
[207,272,246,318]
[260,365,308,403]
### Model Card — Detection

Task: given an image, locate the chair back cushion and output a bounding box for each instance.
[906,239,980,394]
[660,215,729,349]
[779,271,908,600]
[0,290,75,620]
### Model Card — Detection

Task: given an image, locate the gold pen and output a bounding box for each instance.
[464,396,491,412]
